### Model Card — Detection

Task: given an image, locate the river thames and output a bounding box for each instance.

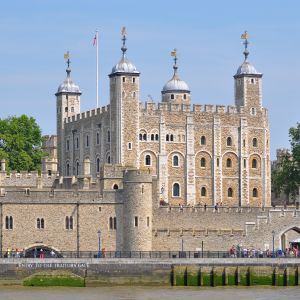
[0,286,299,300]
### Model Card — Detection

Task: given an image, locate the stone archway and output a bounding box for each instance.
[24,244,63,258]
[280,226,300,250]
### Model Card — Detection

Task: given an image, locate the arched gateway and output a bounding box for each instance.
[24,244,63,258]
[279,226,300,251]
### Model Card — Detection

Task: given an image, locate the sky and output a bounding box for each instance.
[1,0,300,159]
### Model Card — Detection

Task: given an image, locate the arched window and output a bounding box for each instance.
[96,158,100,173]
[228,188,233,198]
[166,134,169,142]
[170,134,174,142]
[133,92,136,98]
[139,133,143,141]
[173,183,180,197]
[107,156,111,164]
[173,155,179,167]
[184,94,187,100]
[145,154,151,166]
[253,188,258,198]
[41,218,45,229]
[201,187,206,197]
[155,134,159,141]
[5,216,9,229]
[107,130,110,143]
[66,163,70,176]
[227,137,232,146]
[151,134,154,141]
[109,217,113,229]
[76,161,79,175]
[226,158,232,168]
[65,107,68,112]
[200,157,206,167]
[252,158,257,168]
[143,133,147,141]
[171,94,174,100]
[253,138,257,147]
[37,218,40,229]
[200,136,206,145]
[113,184,119,190]
[114,217,117,230]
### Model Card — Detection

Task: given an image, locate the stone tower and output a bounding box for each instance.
[55,55,81,175]
[234,32,263,111]
[109,28,140,167]
[122,170,153,251]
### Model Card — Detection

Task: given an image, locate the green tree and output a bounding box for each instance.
[272,123,300,200]
[0,115,46,172]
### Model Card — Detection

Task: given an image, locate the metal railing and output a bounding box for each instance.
[2,250,299,259]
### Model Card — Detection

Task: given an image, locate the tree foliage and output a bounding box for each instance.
[272,123,300,199]
[0,115,46,172]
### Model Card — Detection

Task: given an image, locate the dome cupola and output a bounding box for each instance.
[161,49,190,104]
[110,27,139,75]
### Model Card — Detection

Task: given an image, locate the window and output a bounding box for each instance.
[107,156,111,164]
[139,133,143,141]
[252,158,257,168]
[96,158,100,173]
[151,134,154,141]
[134,216,138,227]
[5,216,13,230]
[86,135,89,147]
[96,132,100,145]
[183,94,187,100]
[173,183,180,197]
[200,157,206,167]
[217,158,219,167]
[166,134,169,142]
[243,139,245,147]
[155,134,159,141]
[37,218,45,229]
[228,188,233,198]
[133,77,135,83]
[226,158,232,168]
[133,92,136,98]
[173,155,179,167]
[170,134,174,142]
[253,138,257,147]
[200,136,206,145]
[109,217,113,229]
[66,140,70,151]
[128,142,132,150]
[251,107,256,115]
[122,77,125,83]
[147,217,150,227]
[66,163,70,176]
[65,107,68,112]
[227,137,232,146]
[65,216,73,230]
[114,217,117,230]
[107,131,110,143]
[253,188,258,198]
[76,161,79,175]
[113,184,119,190]
[71,107,74,112]
[244,159,246,168]
[48,170,52,176]
[143,133,147,141]
[251,78,254,84]
[145,154,151,166]
[171,94,174,100]
[201,187,206,197]
[76,137,79,149]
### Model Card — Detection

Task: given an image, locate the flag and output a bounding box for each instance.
[241,31,248,40]
[64,51,70,60]
[171,48,177,57]
[93,34,97,46]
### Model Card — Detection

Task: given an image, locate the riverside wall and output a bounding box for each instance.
[0,258,299,286]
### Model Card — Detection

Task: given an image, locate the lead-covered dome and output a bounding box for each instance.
[111,56,139,74]
[162,73,190,93]
[56,67,81,95]
[235,61,260,76]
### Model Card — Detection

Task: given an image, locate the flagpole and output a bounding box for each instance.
[96,30,99,108]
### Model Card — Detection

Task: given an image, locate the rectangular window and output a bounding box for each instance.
[86,135,89,147]
[96,132,100,145]
[134,216,138,227]
[147,217,150,227]
[114,217,117,230]
[66,139,69,151]
[76,137,79,149]
[122,77,125,83]
[128,142,132,150]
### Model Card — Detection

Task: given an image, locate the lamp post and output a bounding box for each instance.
[97,230,101,258]
[272,230,275,258]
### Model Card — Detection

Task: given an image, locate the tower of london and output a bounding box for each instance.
[2,30,296,255]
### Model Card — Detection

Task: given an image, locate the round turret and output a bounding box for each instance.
[122,170,153,252]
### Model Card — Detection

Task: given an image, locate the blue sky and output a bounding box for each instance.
[1,0,300,159]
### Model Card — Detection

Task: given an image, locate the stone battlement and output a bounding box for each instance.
[64,104,110,124]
